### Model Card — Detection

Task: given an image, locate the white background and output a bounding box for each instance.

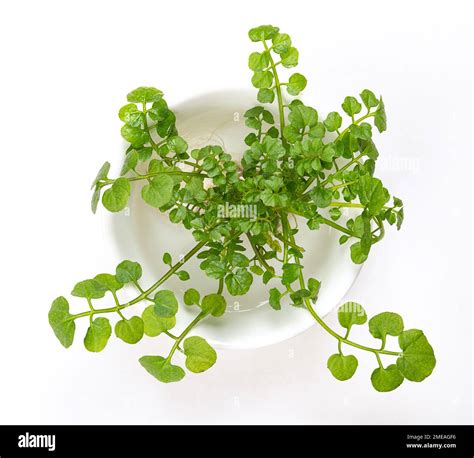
[0,0,472,424]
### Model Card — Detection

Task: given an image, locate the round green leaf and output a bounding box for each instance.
[350,241,369,264]
[396,329,436,382]
[310,187,332,208]
[115,316,144,344]
[251,71,273,89]
[257,88,275,103]
[153,290,178,317]
[142,305,176,337]
[139,356,185,383]
[93,273,123,293]
[324,112,342,132]
[126,87,163,104]
[248,51,269,71]
[102,178,131,212]
[71,279,107,299]
[225,268,253,296]
[184,288,200,306]
[281,47,299,68]
[183,336,217,373]
[368,312,404,341]
[84,317,112,352]
[327,354,358,381]
[201,294,227,317]
[141,174,174,208]
[248,25,279,42]
[341,96,362,117]
[337,302,367,329]
[120,125,149,147]
[371,365,404,392]
[272,33,292,54]
[115,260,142,284]
[287,73,307,96]
[48,296,75,348]
[360,89,379,109]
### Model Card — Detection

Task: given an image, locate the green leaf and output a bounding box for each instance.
[176,270,190,281]
[350,241,369,264]
[120,125,149,147]
[360,89,379,109]
[84,317,112,352]
[327,354,358,381]
[115,260,142,283]
[153,290,178,317]
[272,33,292,54]
[307,278,321,302]
[368,312,404,341]
[168,136,188,154]
[358,175,390,216]
[396,329,436,382]
[269,288,281,310]
[91,186,101,214]
[200,258,227,279]
[184,288,200,306]
[374,96,387,133]
[183,336,217,373]
[102,178,131,212]
[288,104,318,129]
[248,25,279,42]
[48,296,75,348]
[118,103,141,125]
[281,263,301,285]
[115,316,144,344]
[281,47,299,68]
[139,356,185,383]
[310,187,332,208]
[93,273,123,293]
[337,302,367,330]
[141,174,174,208]
[225,268,253,296]
[287,73,307,96]
[324,112,342,132]
[121,150,139,175]
[251,71,274,89]
[162,252,172,266]
[201,293,227,317]
[257,88,275,103]
[341,96,362,117]
[142,305,176,337]
[248,51,269,71]
[91,161,110,189]
[371,365,404,392]
[71,279,107,299]
[127,87,163,104]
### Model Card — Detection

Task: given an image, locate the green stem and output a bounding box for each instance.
[288,229,399,358]
[68,240,207,321]
[263,41,286,147]
[166,312,206,362]
[247,234,275,274]
[320,217,355,237]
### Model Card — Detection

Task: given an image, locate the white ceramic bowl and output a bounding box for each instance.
[106,89,362,349]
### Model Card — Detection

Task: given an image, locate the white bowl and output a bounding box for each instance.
[106,89,362,349]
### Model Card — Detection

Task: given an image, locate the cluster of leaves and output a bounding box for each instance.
[327,302,435,391]
[48,257,224,382]
[49,25,435,391]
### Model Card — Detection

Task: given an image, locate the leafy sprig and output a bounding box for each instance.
[49,25,435,391]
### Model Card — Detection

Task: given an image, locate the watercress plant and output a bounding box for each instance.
[49,25,435,391]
